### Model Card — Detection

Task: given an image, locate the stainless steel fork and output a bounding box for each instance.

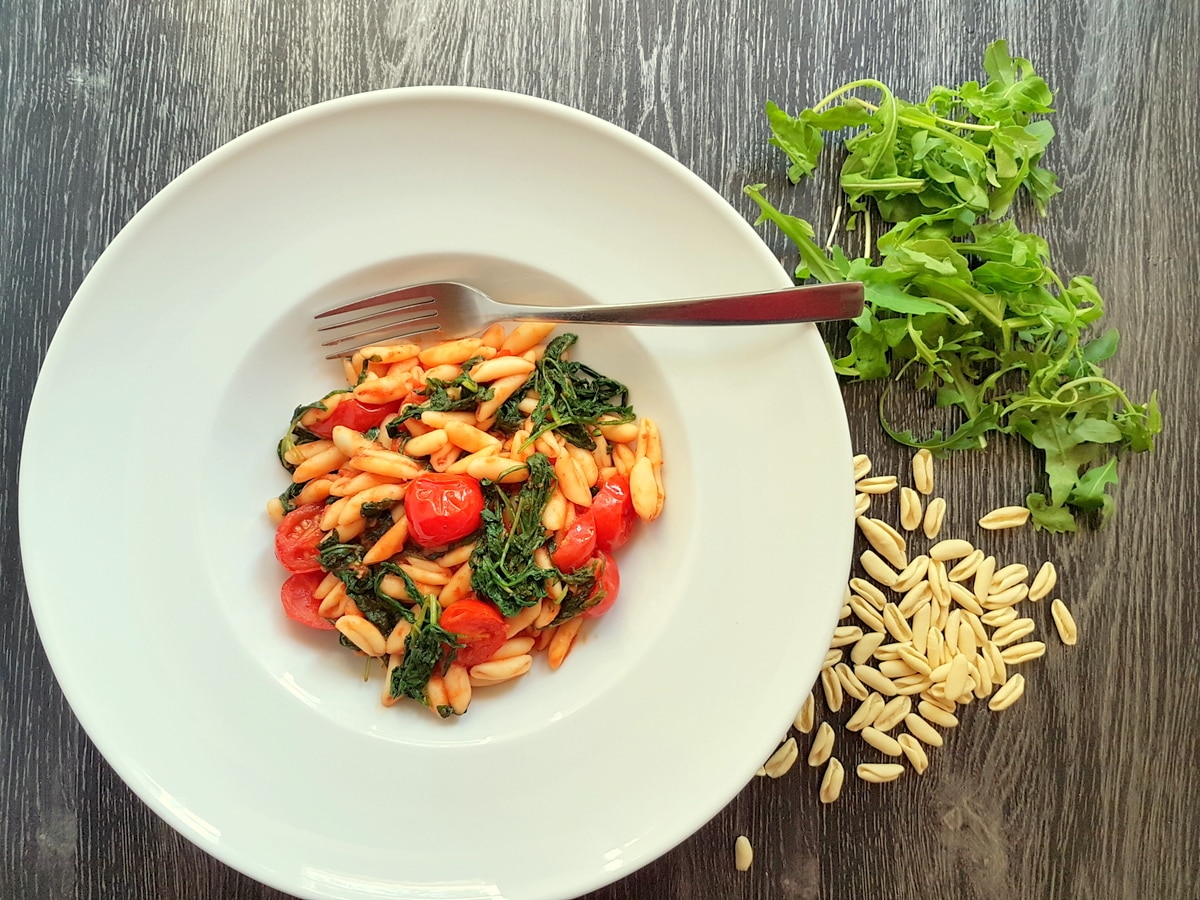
[313,280,864,357]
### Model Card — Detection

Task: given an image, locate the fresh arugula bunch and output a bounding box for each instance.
[745,40,1160,532]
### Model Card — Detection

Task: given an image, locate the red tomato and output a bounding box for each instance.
[551,510,597,573]
[280,572,335,629]
[274,503,326,573]
[591,475,637,551]
[307,398,402,439]
[583,552,620,619]
[440,598,507,667]
[405,473,485,548]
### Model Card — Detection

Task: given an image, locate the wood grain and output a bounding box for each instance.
[2,0,1198,897]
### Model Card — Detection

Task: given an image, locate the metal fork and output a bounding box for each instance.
[313,280,864,357]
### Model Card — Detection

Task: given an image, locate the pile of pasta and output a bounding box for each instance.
[268,323,665,716]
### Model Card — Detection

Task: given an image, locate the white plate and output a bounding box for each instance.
[20,87,852,899]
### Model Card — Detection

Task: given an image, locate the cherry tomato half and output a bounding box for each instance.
[274,503,326,574]
[583,551,620,619]
[307,397,402,439]
[591,475,637,551]
[551,510,597,573]
[440,598,507,667]
[280,571,335,629]
[405,473,485,549]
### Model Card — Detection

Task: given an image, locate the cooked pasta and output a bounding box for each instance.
[268,327,664,716]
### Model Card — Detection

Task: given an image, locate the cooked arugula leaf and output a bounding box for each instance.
[373,560,425,607]
[277,390,348,470]
[317,535,376,598]
[524,333,634,450]
[275,482,304,514]
[386,361,493,435]
[359,500,397,519]
[748,40,1159,529]
[469,452,561,616]
[317,520,461,705]
[313,537,409,637]
[354,356,373,385]
[549,559,604,625]
[388,597,460,706]
[492,394,527,434]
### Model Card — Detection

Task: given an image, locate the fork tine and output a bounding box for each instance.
[313,284,441,320]
[315,297,436,333]
[320,310,440,348]
[322,321,443,359]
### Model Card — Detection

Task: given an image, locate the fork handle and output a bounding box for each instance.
[500,282,864,326]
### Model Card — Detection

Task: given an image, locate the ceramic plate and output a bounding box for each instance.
[20,87,852,899]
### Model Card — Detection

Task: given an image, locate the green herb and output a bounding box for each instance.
[388,596,460,707]
[275,482,304,514]
[470,453,570,616]
[318,536,386,604]
[523,333,634,450]
[492,392,527,434]
[354,357,372,386]
[317,534,370,591]
[359,500,397,519]
[277,390,350,470]
[372,560,426,607]
[549,559,605,625]
[359,516,396,550]
[314,536,409,636]
[746,40,1160,532]
[317,534,458,704]
[386,360,493,435]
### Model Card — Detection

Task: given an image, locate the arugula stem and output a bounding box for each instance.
[824,205,843,253]
[905,320,943,374]
[851,97,999,133]
[1051,376,1133,407]
[914,277,1008,335]
[929,116,996,133]
[1004,316,1047,329]
[844,177,927,191]
[999,376,1129,416]
[812,79,889,112]
[947,359,982,420]
[923,298,972,325]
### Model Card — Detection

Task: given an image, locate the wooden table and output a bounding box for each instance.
[3,1,1197,897]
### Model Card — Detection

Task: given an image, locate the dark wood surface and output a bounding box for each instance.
[3,1,1197,897]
